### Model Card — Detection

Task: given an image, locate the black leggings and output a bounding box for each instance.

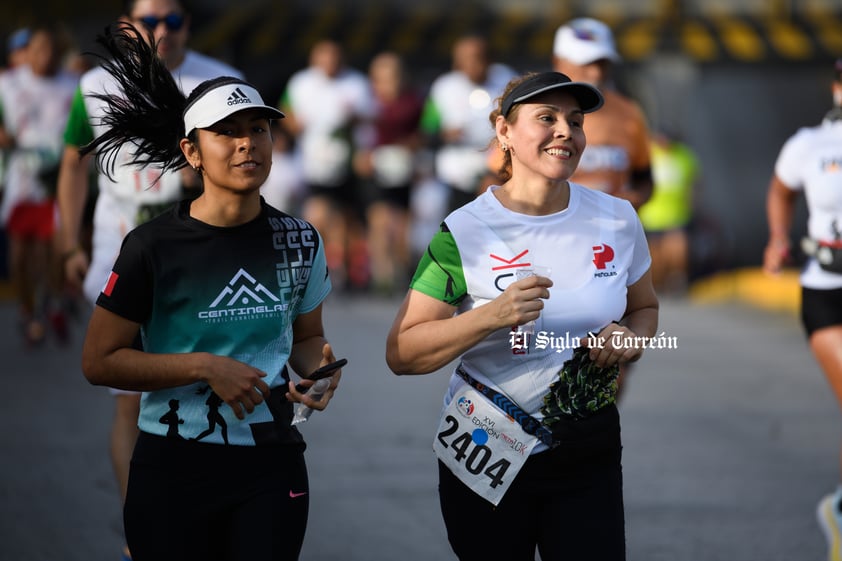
[125,432,309,561]
[438,405,625,561]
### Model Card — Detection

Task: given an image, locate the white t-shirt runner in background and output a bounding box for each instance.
[281,66,373,187]
[775,117,842,290]
[0,65,77,223]
[64,50,243,302]
[423,63,516,192]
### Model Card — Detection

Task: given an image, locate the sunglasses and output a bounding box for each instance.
[137,13,185,32]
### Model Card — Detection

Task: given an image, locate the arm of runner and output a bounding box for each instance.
[56,145,94,288]
[81,305,270,420]
[623,104,654,210]
[625,166,653,210]
[587,268,659,368]
[386,274,553,375]
[0,124,13,149]
[764,174,799,275]
[286,304,341,410]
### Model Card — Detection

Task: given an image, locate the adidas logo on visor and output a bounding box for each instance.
[183,81,284,133]
[227,87,252,106]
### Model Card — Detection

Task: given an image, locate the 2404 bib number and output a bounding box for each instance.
[436,415,511,489]
[433,385,537,505]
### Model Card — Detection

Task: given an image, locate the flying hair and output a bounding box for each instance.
[80,22,189,180]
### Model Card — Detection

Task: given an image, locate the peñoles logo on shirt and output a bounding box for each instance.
[592,243,618,278]
[592,244,614,269]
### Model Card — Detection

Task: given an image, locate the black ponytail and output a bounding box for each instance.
[80,22,188,179]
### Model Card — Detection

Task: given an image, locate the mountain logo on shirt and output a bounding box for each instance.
[197,268,287,322]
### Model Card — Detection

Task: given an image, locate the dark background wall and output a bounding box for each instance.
[2,0,838,273]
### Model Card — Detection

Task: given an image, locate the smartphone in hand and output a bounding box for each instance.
[294,358,347,393]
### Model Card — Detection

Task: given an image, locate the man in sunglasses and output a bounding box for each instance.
[55,1,242,559]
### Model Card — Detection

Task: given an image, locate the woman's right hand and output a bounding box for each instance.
[763,238,790,275]
[64,248,89,290]
[387,277,551,376]
[200,354,271,420]
[492,274,553,329]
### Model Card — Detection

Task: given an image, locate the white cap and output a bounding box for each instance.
[183,79,284,134]
[553,18,621,65]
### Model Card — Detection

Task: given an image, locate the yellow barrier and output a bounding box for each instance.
[689,267,800,315]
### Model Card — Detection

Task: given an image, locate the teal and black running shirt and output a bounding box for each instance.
[95,199,331,446]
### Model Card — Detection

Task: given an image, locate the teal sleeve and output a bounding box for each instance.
[409,223,467,306]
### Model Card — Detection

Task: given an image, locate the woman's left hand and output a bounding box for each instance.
[586,322,645,368]
[285,343,342,410]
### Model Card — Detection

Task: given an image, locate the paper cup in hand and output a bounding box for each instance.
[515,266,551,334]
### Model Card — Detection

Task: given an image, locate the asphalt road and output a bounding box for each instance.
[0,293,837,561]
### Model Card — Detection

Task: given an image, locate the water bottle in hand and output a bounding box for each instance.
[291,378,330,425]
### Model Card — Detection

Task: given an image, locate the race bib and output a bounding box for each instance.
[433,385,537,505]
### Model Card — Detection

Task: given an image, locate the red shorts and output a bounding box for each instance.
[6,200,56,241]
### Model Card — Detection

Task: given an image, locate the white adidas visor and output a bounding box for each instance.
[183,81,284,135]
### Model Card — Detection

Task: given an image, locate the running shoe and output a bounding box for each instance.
[817,492,842,561]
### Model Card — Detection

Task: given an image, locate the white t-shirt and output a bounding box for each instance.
[426,64,516,191]
[427,63,516,148]
[78,50,242,214]
[775,117,842,289]
[0,65,77,223]
[411,184,651,430]
[282,66,373,186]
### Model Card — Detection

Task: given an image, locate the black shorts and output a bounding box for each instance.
[125,432,309,561]
[438,405,625,561]
[801,286,842,337]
